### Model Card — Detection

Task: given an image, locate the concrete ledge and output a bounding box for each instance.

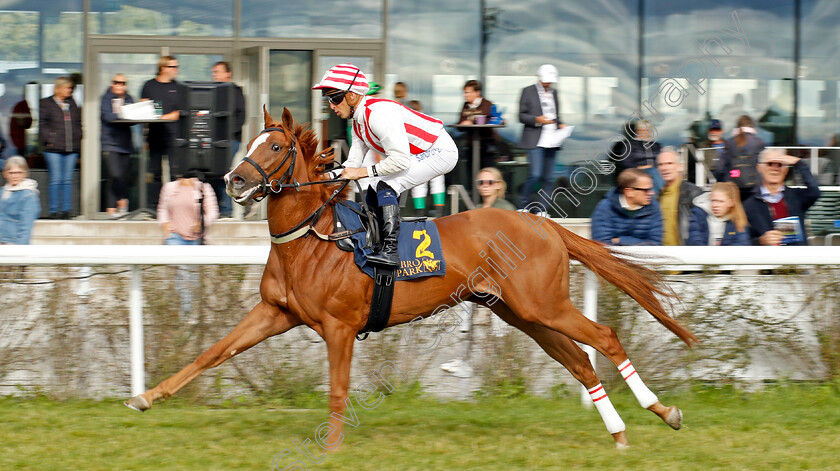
[30,217,591,245]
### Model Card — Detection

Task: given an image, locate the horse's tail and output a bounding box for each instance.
[552,222,698,347]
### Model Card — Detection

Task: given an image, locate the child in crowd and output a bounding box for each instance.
[687,181,749,246]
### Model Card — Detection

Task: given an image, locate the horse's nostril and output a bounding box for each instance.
[231,174,245,188]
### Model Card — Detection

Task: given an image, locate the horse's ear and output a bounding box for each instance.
[263,105,273,127]
[281,107,294,131]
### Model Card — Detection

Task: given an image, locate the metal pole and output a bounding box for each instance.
[129,265,145,397]
[581,268,598,407]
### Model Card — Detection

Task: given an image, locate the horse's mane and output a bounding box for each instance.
[270,119,351,202]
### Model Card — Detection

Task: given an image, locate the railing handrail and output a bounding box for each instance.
[3,244,840,266]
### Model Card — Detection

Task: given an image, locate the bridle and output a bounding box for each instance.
[238,127,357,244]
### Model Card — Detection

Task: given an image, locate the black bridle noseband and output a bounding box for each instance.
[239,127,354,243]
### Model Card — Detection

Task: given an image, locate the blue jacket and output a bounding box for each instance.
[742,160,821,246]
[687,206,750,246]
[100,88,135,153]
[591,188,662,246]
[0,179,41,244]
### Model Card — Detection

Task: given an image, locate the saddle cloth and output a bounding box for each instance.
[334,201,446,280]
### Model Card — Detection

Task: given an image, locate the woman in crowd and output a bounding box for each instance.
[157,173,219,245]
[477,167,516,210]
[39,76,82,219]
[0,156,41,244]
[687,181,749,246]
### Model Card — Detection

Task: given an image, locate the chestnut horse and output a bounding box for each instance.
[126,108,697,448]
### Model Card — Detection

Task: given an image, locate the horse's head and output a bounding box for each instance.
[225,107,299,205]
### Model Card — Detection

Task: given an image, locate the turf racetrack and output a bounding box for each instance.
[2,384,838,470]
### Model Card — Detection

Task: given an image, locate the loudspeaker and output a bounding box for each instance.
[171,81,235,177]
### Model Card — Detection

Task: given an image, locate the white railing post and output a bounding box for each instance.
[581,268,598,408]
[811,146,819,177]
[129,265,145,397]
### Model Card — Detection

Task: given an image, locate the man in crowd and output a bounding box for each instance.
[211,61,245,218]
[591,168,662,246]
[657,147,703,245]
[141,55,181,208]
[518,64,565,208]
[743,148,820,246]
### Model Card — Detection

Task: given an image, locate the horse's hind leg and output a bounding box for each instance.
[489,303,629,448]
[125,301,301,411]
[504,297,683,431]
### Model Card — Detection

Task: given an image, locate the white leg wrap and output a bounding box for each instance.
[588,384,625,434]
[618,359,658,408]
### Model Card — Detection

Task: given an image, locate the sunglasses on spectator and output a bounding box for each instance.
[113,80,126,85]
[630,186,654,193]
[166,65,179,68]
[475,179,499,186]
[763,162,789,168]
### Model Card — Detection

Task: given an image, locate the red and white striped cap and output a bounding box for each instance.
[312,63,369,96]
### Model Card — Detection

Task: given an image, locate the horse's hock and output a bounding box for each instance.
[0,264,833,399]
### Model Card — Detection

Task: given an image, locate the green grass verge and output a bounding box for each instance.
[2,383,839,470]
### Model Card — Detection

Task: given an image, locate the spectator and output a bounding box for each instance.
[100,73,135,218]
[713,115,765,201]
[157,173,219,245]
[211,61,246,218]
[157,173,218,316]
[656,147,703,246]
[39,76,82,219]
[610,119,663,193]
[459,79,497,170]
[142,55,181,208]
[743,149,820,246]
[9,83,33,157]
[688,182,749,246]
[695,118,726,178]
[518,64,565,208]
[0,156,40,244]
[477,167,516,210]
[393,82,408,105]
[591,168,662,246]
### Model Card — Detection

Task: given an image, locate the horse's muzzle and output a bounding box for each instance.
[225,171,259,205]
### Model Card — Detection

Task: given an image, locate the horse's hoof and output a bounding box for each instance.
[612,430,629,449]
[664,406,682,430]
[124,394,151,412]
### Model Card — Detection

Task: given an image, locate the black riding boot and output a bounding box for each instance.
[367,203,400,267]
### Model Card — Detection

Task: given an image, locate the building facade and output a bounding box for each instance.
[0,0,834,216]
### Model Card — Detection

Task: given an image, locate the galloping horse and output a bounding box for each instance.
[126,108,697,448]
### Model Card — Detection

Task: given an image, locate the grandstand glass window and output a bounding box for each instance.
[89,0,233,36]
[241,0,383,38]
[481,0,640,163]
[642,0,795,146]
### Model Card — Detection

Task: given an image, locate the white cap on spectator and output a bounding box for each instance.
[537,64,558,83]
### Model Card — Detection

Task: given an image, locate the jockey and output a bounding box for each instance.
[313,64,458,267]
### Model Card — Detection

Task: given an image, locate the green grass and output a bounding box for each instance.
[2,384,839,470]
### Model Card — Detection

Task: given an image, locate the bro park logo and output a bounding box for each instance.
[396,229,441,278]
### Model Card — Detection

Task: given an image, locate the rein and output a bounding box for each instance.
[240,127,362,244]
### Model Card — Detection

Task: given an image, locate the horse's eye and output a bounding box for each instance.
[271,143,280,152]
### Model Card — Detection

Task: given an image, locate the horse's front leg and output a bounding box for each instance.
[125,300,301,411]
[319,319,357,451]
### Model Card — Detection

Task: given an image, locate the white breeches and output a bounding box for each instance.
[365,130,458,196]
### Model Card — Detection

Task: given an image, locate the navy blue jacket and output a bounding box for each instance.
[591,188,662,246]
[100,88,135,153]
[687,206,750,246]
[742,160,821,246]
